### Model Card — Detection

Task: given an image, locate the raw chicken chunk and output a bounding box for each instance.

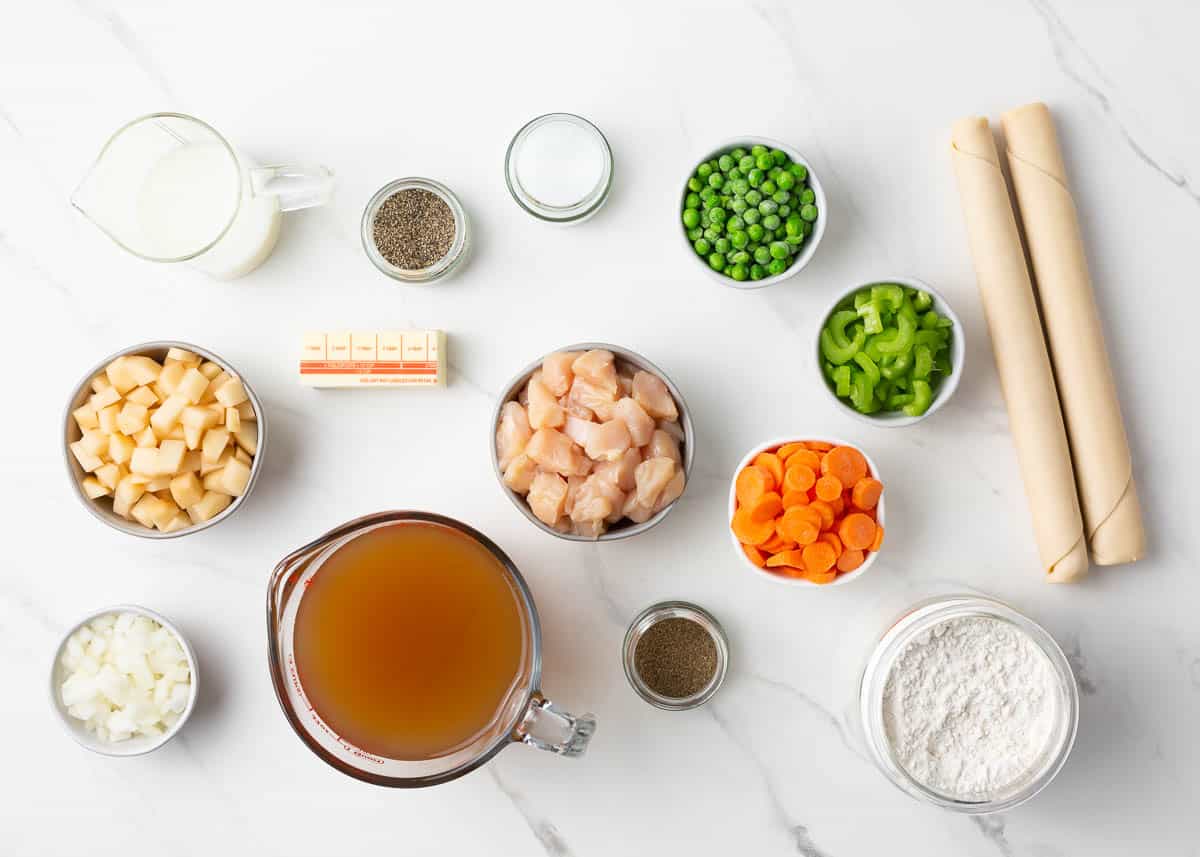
[569,377,618,421]
[526,373,565,430]
[656,419,685,443]
[541,351,580,397]
[632,371,678,421]
[571,473,624,523]
[621,492,655,524]
[564,475,587,517]
[563,415,596,448]
[503,454,538,493]
[496,402,532,470]
[635,457,676,508]
[572,519,607,539]
[571,350,618,396]
[560,395,593,421]
[654,469,685,512]
[526,428,590,476]
[528,472,568,525]
[644,429,682,467]
[593,447,641,492]
[584,419,631,462]
[613,397,655,446]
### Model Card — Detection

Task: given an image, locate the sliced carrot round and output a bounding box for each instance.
[775,442,806,461]
[821,446,867,487]
[779,506,821,545]
[735,465,772,506]
[801,541,837,574]
[802,567,838,584]
[869,523,885,553]
[733,508,776,545]
[836,548,865,573]
[765,549,807,568]
[789,449,822,471]
[772,565,806,579]
[809,499,835,531]
[748,491,783,523]
[814,475,842,503]
[805,440,834,452]
[742,544,766,568]
[761,532,793,554]
[830,496,845,517]
[838,512,876,550]
[783,463,816,494]
[753,452,784,488]
[818,531,843,558]
[781,490,809,509]
[851,477,883,511]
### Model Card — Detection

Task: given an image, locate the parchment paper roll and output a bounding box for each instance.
[950,116,1089,582]
[1001,103,1145,566]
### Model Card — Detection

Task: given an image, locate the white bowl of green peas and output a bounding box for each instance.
[680,137,827,289]
[815,278,965,427]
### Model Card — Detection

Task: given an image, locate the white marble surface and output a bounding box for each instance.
[2,0,1198,854]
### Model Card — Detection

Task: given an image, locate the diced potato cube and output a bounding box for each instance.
[224,406,241,433]
[165,423,186,441]
[126,386,158,407]
[82,477,110,499]
[69,440,104,473]
[113,476,146,518]
[166,347,201,366]
[236,401,256,421]
[150,393,188,435]
[105,357,138,394]
[177,367,210,404]
[79,429,108,457]
[180,450,202,473]
[201,448,231,476]
[234,448,252,466]
[127,472,152,487]
[73,404,99,432]
[233,422,258,456]
[188,491,231,523]
[157,361,187,395]
[90,386,122,411]
[214,377,248,408]
[217,456,251,496]
[131,494,172,529]
[90,374,112,394]
[123,355,163,386]
[130,447,160,476]
[202,468,225,492]
[135,427,157,448]
[184,424,203,451]
[97,404,120,434]
[157,439,186,474]
[159,512,191,533]
[198,361,223,380]
[143,476,172,492]
[202,428,230,463]
[115,401,149,436]
[181,405,221,431]
[109,433,135,465]
[169,472,204,508]
[95,462,122,491]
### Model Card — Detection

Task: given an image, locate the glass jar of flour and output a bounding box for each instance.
[504,113,613,224]
[859,595,1079,813]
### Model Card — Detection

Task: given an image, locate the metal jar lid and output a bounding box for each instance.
[622,601,729,711]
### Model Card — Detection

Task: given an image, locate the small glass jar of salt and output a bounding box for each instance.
[505,113,613,224]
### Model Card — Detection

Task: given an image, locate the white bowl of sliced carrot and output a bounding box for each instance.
[728,437,885,587]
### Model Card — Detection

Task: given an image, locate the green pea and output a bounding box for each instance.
[758,199,778,215]
[750,264,767,280]
[760,179,777,195]
[769,241,790,260]
[726,215,744,232]
[693,238,711,255]
[767,258,788,275]
[699,211,710,227]
[742,208,760,225]
[776,171,796,190]
[718,154,735,172]
[728,230,747,250]
[789,163,808,181]
[727,167,742,181]
[697,163,713,179]
[730,198,748,214]
[682,209,700,229]
[755,153,773,171]
[747,223,765,242]
[747,168,764,187]
[703,226,721,240]
[700,187,717,204]
[708,252,726,271]
[739,155,756,172]
[688,177,703,193]
[801,220,813,236]
[714,237,731,254]
[730,263,749,281]
[800,204,818,222]
[785,215,803,237]
[772,190,790,204]
[753,246,771,265]
[785,233,805,246]
[751,144,768,158]
[770,148,788,166]
[744,189,762,206]
[799,188,816,205]
[731,179,750,196]
[687,226,703,240]
[709,206,726,223]
[685,192,700,209]
[708,159,720,171]
[730,147,747,160]
[762,213,781,231]
[708,173,724,189]
[778,204,791,218]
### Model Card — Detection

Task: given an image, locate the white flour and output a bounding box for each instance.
[882,615,1060,800]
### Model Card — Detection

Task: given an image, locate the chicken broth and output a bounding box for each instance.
[293,521,528,761]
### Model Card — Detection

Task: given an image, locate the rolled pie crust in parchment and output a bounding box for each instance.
[949,116,1089,582]
[1001,103,1146,566]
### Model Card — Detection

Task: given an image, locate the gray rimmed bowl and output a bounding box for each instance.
[815,278,966,427]
[491,343,694,541]
[63,340,268,539]
[680,136,827,290]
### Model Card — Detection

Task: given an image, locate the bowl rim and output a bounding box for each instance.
[491,343,695,542]
[679,135,827,291]
[48,603,199,757]
[814,277,966,427]
[727,436,885,588]
[62,340,268,539]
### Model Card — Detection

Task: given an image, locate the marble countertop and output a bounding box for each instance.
[2,1,1197,854]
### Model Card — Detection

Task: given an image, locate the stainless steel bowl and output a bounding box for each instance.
[62,340,268,539]
[491,343,695,541]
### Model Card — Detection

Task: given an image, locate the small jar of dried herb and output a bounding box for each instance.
[623,601,729,710]
[361,177,469,283]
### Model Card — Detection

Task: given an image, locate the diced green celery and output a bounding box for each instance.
[936,316,954,328]
[820,310,867,364]
[857,300,884,334]
[832,364,851,397]
[853,351,880,385]
[893,375,910,391]
[920,311,941,330]
[903,379,933,416]
[875,379,892,403]
[871,284,904,311]
[914,329,948,351]
[913,344,933,380]
[874,313,916,355]
[849,369,876,413]
[887,392,914,409]
[912,290,933,311]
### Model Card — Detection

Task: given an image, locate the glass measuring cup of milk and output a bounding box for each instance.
[267,511,596,787]
[72,113,334,279]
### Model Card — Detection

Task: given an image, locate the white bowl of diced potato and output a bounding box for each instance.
[63,342,266,539]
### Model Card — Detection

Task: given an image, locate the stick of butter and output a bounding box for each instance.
[300,331,446,388]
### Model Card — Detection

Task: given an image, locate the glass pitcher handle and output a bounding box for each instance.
[513,692,596,758]
[250,164,335,212]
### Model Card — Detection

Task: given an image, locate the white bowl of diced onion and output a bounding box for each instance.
[49,605,198,756]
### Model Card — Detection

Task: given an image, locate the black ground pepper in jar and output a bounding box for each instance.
[623,602,728,710]
[360,178,469,283]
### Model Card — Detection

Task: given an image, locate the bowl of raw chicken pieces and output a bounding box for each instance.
[492,344,694,540]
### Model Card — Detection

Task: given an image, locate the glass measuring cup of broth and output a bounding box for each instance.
[267,511,595,787]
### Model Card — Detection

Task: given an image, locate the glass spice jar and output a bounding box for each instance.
[623,601,729,711]
[361,177,470,284]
